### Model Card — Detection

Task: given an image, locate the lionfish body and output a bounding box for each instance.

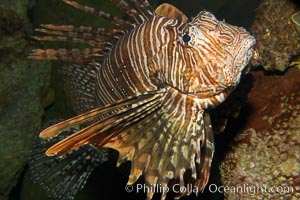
[30,0,255,199]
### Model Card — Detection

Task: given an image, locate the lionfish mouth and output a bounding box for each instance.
[242,42,256,75]
[235,34,256,73]
[167,84,226,99]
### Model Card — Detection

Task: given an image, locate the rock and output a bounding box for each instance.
[219,67,300,199]
[291,11,300,35]
[0,1,51,199]
[251,0,300,71]
[0,0,36,35]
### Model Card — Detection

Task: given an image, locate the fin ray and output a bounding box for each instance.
[41,93,162,156]
[194,113,215,190]
[39,24,123,35]
[130,0,154,19]
[106,90,215,199]
[28,48,103,64]
[40,93,161,139]
[34,24,123,47]
[62,0,133,28]
[30,120,108,200]
[61,63,98,114]
[112,0,144,23]
[32,35,110,47]
[155,3,189,23]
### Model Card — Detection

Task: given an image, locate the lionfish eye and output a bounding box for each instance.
[182,34,191,43]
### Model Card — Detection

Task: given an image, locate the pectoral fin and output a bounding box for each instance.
[42,93,163,156]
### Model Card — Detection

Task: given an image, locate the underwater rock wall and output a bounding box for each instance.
[0,0,51,199]
[219,67,300,199]
[251,0,300,71]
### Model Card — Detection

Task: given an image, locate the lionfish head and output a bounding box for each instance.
[179,11,255,98]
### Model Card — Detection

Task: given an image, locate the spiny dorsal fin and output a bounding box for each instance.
[155,3,189,23]
[63,0,154,27]
[29,0,154,64]
[29,48,103,64]
[111,0,153,23]
[33,24,122,48]
[62,0,132,28]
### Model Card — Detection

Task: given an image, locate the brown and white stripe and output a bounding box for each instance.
[30,1,255,199]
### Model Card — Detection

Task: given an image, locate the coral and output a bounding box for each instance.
[251,0,300,71]
[219,67,300,199]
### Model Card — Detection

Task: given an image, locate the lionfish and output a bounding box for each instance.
[29,0,255,199]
